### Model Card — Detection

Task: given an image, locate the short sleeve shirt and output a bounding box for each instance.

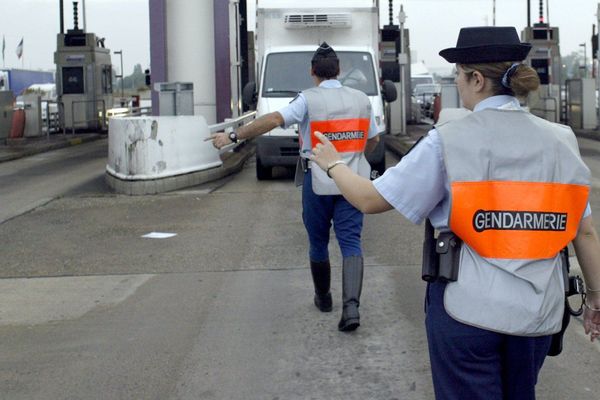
[278,79,381,158]
[372,95,591,229]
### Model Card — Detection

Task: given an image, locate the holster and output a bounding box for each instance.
[436,231,462,282]
[421,220,461,283]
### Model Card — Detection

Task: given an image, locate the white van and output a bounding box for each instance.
[243,0,396,180]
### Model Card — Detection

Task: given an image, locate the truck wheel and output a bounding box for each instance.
[256,156,271,180]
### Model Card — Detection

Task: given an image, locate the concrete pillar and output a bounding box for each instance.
[214,0,232,122]
[149,0,167,116]
[166,0,217,123]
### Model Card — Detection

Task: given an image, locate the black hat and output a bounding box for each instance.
[312,42,338,63]
[439,27,532,64]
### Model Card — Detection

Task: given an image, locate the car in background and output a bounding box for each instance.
[411,74,435,90]
[413,83,441,119]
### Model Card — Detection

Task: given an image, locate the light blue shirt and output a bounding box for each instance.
[373,95,591,228]
[278,79,380,158]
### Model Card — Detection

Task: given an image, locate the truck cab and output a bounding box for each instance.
[244,1,396,180]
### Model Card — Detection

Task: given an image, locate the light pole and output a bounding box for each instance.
[398,5,407,135]
[114,50,124,104]
[580,43,587,78]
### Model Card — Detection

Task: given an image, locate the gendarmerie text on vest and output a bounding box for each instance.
[473,210,567,232]
[321,131,365,141]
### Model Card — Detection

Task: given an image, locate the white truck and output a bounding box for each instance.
[243,0,397,180]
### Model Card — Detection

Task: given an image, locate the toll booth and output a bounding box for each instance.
[154,82,194,116]
[566,78,598,130]
[380,24,411,132]
[54,2,113,132]
[521,24,561,122]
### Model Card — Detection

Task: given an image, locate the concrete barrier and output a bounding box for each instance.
[106,113,256,195]
[107,116,221,181]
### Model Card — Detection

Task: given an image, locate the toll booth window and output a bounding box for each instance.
[101,65,112,94]
[62,67,84,94]
[533,29,553,40]
[531,59,549,85]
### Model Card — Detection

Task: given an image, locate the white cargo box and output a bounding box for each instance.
[256,1,378,55]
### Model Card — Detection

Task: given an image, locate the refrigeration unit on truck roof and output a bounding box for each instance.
[258,0,377,8]
[256,5,378,52]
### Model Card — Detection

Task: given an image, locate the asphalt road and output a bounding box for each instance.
[0,138,599,399]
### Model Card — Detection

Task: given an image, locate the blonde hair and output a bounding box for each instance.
[459,61,540,98]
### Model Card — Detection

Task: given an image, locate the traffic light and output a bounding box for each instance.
[144,69,151,86]
[592,34,598,59]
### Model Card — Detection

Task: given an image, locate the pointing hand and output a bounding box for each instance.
[204,132,232,149]
[310,131,341,171]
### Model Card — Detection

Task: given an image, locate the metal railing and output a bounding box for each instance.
[106,106,153,118]
[70,99,107,135]
[43,100,61,139]
[209,111,257,152]
[530,96,558,124]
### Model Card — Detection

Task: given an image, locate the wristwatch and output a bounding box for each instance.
[228,131,239,143]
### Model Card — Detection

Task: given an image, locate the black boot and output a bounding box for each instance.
[310,260,332,312]
[338,256,363,332]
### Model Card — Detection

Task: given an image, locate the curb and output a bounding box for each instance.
[574,130,600,142]
[105,142,256,195]
[0,134,105,163]
[383,134,417,159]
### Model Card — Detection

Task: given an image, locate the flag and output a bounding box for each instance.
[16,37,23,59]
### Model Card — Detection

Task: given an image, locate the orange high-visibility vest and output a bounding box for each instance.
[303,85,371,154]
[436,107,590,335]
[303,85,373,195]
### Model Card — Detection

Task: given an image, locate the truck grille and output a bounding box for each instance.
[284,13,352,28]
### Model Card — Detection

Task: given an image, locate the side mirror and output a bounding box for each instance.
[242,81,257,109]
[381,80,397,103]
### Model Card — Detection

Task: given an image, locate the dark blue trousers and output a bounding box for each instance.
[425,281,552,400]
[302,171,363,261]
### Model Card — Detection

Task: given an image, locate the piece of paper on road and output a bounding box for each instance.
[142,232,178,239]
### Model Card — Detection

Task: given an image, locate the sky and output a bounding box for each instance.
[379,0,600,74]
[1,0,149,74]
[0,0,598,77]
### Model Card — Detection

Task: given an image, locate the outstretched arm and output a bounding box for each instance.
[572,215,600,342]
[207,111,284,149]
[310,131,392,214]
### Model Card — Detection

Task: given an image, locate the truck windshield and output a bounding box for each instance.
[262,51,378,97]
